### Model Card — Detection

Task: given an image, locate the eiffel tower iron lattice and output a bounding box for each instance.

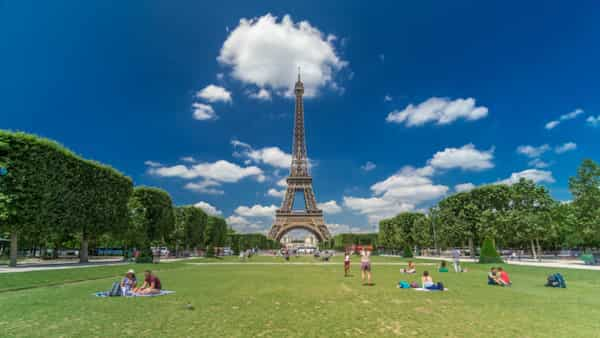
[268,72,331,242]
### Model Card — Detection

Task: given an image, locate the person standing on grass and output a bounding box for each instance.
[133,270,162,294]
[360,248,372,285]
[452,248,461,272]
[344,251,351,277]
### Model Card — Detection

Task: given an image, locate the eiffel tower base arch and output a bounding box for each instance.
[268,212,331,242]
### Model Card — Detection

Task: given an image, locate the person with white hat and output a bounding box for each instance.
[120,269,137,295]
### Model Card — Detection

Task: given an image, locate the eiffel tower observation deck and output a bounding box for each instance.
[268,71,331,242]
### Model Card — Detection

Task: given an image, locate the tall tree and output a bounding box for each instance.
[128,187,175,253]
[569,159,600,248]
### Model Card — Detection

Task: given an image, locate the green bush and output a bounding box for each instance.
[135,248,154,264]
[402,246,414,258]
[479,238,503,264]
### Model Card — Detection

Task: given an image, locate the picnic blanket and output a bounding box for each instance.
[94,290,176,298]
[413,288,448,292]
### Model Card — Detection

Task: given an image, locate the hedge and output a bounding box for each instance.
[0,131,132,266]
[128,186,175,251]
[479,238,503,264]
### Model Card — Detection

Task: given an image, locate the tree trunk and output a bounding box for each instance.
[530,239,537,260]
[536,238,542,261]
[80,233,89,263]
[9,231,18,267]
[468,237,475,258]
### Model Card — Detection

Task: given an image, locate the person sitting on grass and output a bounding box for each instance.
[438,261,449,273]
[488,267,501,285]
[133,270,162,294]
[421,271,444,290]
[120,269,137,295]
[497,267,512,287]
[401,261,416,274]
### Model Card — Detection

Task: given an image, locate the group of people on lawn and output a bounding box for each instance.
[488,266,512,286]
[120,269,162,295]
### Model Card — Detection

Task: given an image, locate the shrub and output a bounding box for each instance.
[402,246,414,258]
[479,238,503,264]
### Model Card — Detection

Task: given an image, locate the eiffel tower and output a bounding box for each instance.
[268,72,331,242]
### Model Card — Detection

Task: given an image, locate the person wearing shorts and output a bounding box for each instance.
[344,251,351,276]
[360,249,372,285]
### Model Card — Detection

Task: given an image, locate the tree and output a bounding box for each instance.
[479,238,503,264]
[204,216,227,256]
[128,187,175,254]
[569,159,600,248]
[172,206,207,256]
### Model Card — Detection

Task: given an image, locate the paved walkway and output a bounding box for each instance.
[0,257,191,274]
[415,256,600,271]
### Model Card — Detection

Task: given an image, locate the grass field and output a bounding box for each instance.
[1,255,600,337]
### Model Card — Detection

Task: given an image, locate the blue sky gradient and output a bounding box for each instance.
[2,1,599,234]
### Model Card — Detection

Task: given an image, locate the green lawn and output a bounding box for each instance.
[1,256,599,337]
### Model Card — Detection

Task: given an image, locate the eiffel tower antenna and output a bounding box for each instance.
[268,70,331,242]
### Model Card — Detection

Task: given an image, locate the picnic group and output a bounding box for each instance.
[105,269,163,297]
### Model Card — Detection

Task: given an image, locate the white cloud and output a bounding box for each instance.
[327,223,374,235]
[226,215,250,226]
[144,160,162,167]
[498,169,555,185]
[149,160,263,183]
[317,200,342,214]
[587,115,600,127]
[180,156,197,163]
[428,144,494,171]
[226,215,269,234]
[218,13,347,98]
[370,166,449,204]
[184,180,224,195]
[192,103,217,120]
[343,196,414,224]
[386,97,488,127]
[267,188,286,198]
[234,204,278,218]
[545,108,584,130]
[555,142,577,154]
[361,161,376,172]
[194,201,222,216]
[516,144,550,158]
[249,88,272,101]
[455,183,476,193]
[196,84,232,103]
[277,178,288,187]
[232,139,292,168]
[384,95,392,102]
[528,158,550,169]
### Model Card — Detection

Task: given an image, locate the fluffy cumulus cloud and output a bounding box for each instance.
[545,108,584,130]
[249,88,272,101]
[587,115,600,127]
[528,158,550,169]
[343,196,414,224]
[218,13,347,98]
[196,84,232,103]
[386,97,488,127]
[149,160,263,183]
[194,201,222,216]
[455,183,476,193]
[516,144,550,158]
[370,166,448,204]
[267,188,286,198]
[226,215,267,233]
[317,200,342,214]
[555,142,577,154]
[144,160,162,167]
[498,169,555,185]
[361,161,376,172]
[428,144,494,171]
[234,204,278,218]
[232,139,292,168]
[192,103,216,120]
[184,180,224,195]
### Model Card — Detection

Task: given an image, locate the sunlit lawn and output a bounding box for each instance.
[1,255,599,337]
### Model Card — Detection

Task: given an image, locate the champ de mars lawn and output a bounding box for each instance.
[1,256,599,338]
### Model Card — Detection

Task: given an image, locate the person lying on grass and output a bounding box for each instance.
[438,261,449,273]
[120,269,137,295]
[401,261,416,274]
[497,267,512,286]
[133,270,162,294]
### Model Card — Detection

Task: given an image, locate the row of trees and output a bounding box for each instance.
[378,159,600,258]
[320,233,378,251]
[0,131,230,266]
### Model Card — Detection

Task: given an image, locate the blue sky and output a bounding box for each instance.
[2,1,599,234]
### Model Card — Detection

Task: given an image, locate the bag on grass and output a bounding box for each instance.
[554,273,566,288]
[108,281,122,297]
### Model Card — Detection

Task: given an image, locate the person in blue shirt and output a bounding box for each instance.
[120,269,137,295]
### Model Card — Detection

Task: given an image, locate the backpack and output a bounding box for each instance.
[398,281,410,289]
[554,273,566,288]
[108,281,122,297]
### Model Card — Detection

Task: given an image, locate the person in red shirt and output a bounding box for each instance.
[134,270,162,294]
[497,267,512,286]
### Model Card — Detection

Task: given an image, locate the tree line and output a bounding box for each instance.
[0,131,233,266]
[378,159,600,258]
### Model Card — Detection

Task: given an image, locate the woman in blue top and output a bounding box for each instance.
[120,269,137,295]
